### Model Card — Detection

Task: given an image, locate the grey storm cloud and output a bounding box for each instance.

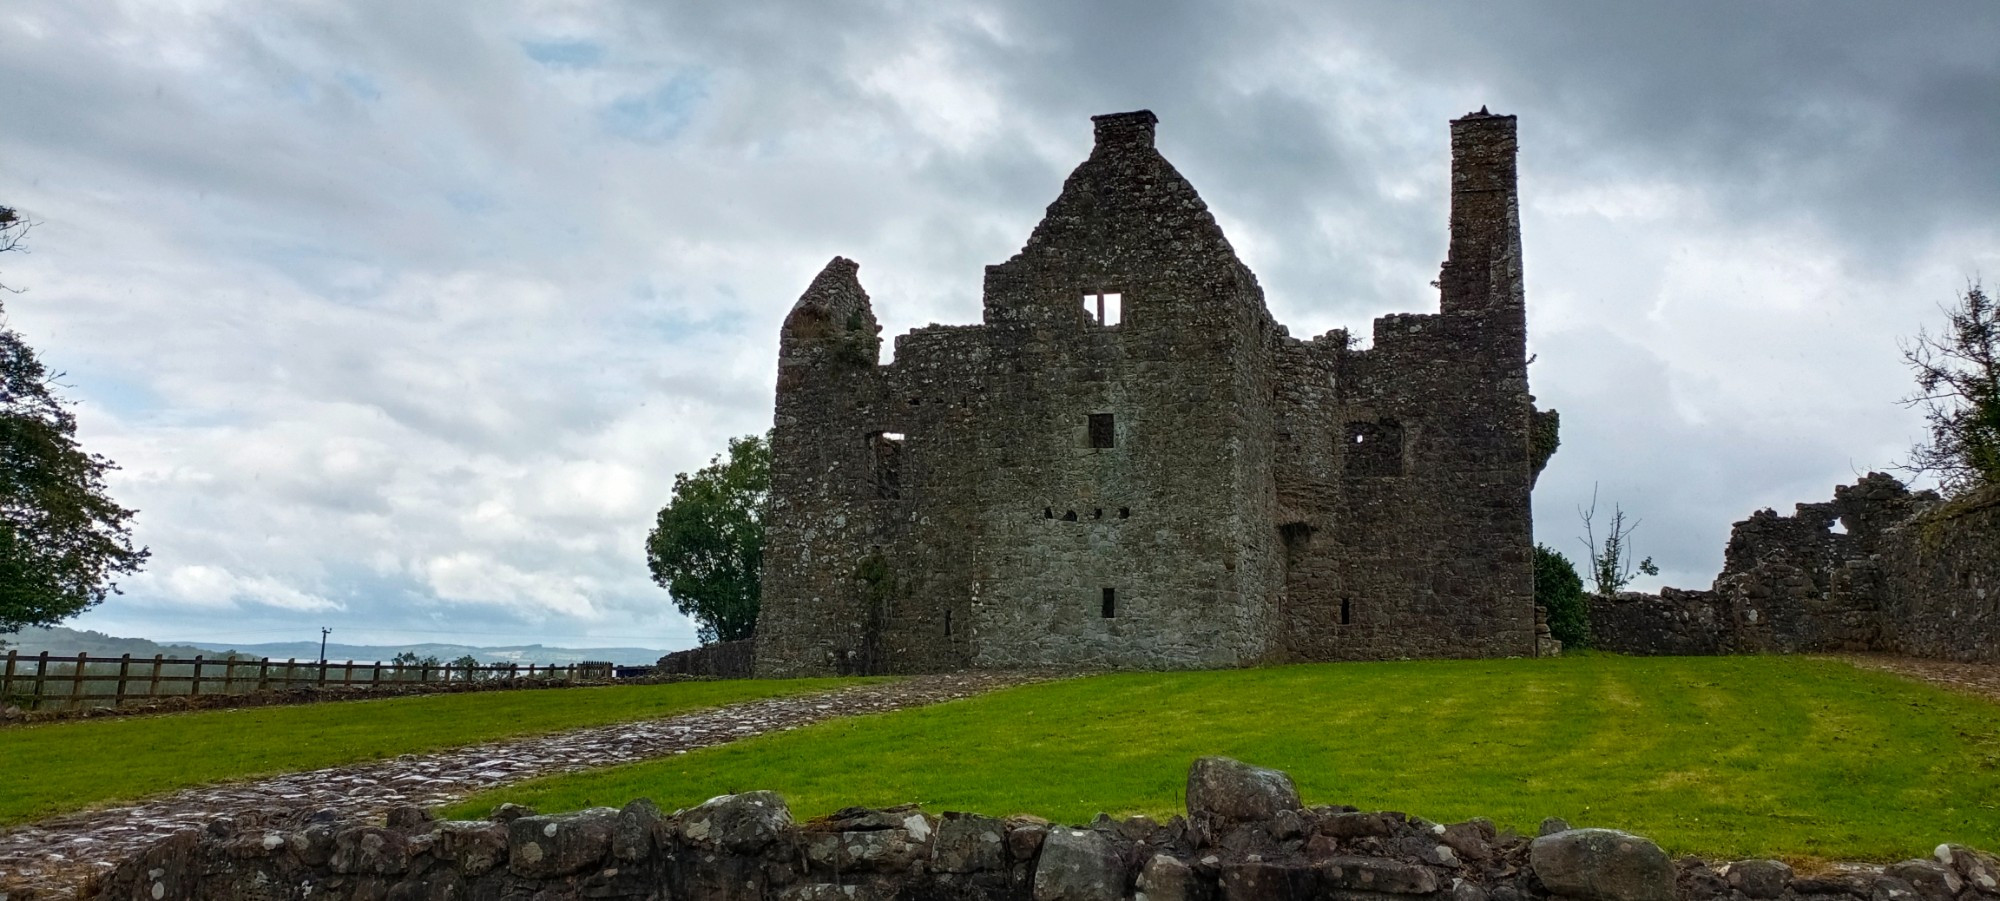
[0,0,1993,649]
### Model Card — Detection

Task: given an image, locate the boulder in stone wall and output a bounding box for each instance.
[507,808,617,879]
[1440,818,1497,863]
[1721,859,1792,900]
[330,825,412,876]
[1529,828,1675,901]
[1874,875,1921,901]
[1220,860,1315,901]
[933,812,1009,873]
[433,820,509,877]
[1034,827,1127,901]
[804,807,935,873]
[1936,844,2000,894]
[1315,855,1441,894]
[1885,860,1963,901]
[682,790,796,855]
[1186,757,1302,828]
[1138,853,1201,901]
[1008,816,1051,862]
[1320,811,1405,839]
[614,798,664,862]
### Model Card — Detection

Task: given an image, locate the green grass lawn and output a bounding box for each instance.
[0,677,874,826]
[446,656,2000,862]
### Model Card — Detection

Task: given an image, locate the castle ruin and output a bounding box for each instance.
[753,109,1555,676]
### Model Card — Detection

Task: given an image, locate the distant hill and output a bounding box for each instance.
[2,627,670,666]
[1,627,222,659]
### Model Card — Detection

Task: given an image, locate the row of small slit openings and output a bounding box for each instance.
[867,411,1122,500]
[947,594,1355,633]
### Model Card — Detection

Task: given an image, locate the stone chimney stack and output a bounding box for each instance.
[1442,108,1523,315]
[1091,110,1159,152]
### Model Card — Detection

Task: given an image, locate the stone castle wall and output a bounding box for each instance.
[755,110,1540,676]
[1591,475,2000,662]
[90,757,2000,901]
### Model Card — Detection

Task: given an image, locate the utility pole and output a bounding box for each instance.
[319,627,331,664]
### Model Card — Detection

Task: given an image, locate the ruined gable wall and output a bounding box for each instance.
[964,112,1282,669]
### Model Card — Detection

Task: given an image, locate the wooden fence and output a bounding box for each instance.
[0,652,619,711]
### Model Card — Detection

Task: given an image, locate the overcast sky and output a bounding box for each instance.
[2,1,1995,652]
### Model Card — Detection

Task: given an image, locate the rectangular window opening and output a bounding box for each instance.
[1082,292,1124,326]
[1101,587,1117,619]
[944,609,953,636]
[1340,599,1353,626]
[1088,412,1115,449]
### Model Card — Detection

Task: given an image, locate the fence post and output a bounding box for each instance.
[317,656,328,688]
[2,650,14,699]
[284,658,297,689]
[149,654,163,696]
[223,657,235,695]
[344,660,355,688]
[189,655,204,697]
[30,652,48,709]
[257,658,270,693]
[70,652,89,710]
[116,654,133,707]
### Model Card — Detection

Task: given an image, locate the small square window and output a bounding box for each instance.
[1088,413,1115,449]
[1082,292,1123,326]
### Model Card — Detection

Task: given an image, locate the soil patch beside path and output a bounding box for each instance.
[1833,652,2000,703]
[0,670,1050,899]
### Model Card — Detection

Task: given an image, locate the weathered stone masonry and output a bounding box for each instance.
[755,110,1549,676]
[91,757,2000,901]
[1591,475,2000,662]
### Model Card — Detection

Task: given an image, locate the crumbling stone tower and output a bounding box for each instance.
[754,109,1542,676]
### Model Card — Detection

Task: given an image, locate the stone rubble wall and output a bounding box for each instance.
[1590,475,2000,662]
[85,757,2000,901]
[658,640,757,679]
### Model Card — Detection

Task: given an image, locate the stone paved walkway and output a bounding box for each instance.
[1833,652,2000,703]
[0,671,1047,900]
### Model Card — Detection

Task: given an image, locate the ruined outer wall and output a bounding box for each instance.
[1878,485,2000,661]
[1591,476,2000,662]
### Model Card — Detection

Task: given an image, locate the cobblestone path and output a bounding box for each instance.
[0,671,1047,899]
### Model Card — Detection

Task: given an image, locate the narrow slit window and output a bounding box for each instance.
[1082,292,1123,325]
[1088,413,1115,449]
[1101,587,1117,618]
[1340,599,1353,625]
[944,609,953,636]
[868,432,904,499]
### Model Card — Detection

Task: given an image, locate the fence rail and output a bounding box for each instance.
[0,651,619,712]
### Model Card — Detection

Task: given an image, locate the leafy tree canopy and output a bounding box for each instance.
[1,207,150,636]
[646,433,769,644]
[1900,282,2000,495]
[1533,543,1589,649]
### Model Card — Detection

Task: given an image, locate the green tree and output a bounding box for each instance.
[1,206,150,637]
[1899,281,2000,494]
[1534,544,1589,649]
[646,433,769,643]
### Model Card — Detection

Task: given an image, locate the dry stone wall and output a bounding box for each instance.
[88,757,2000,901]
[756,108,1542,676]
[1591,475,2000,662]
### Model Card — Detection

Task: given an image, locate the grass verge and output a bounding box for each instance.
[0,677,874,826]
[446,655,2000,862]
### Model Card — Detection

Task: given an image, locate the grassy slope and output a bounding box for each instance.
[0,677,872,826]
[447,656,2000,862]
